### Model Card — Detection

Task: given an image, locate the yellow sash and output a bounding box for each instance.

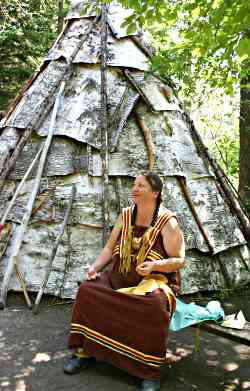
[117,274,176,315]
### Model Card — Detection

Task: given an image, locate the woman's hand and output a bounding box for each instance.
[136,261,155,276]
[84,214,123,282]
[86,265,99,280]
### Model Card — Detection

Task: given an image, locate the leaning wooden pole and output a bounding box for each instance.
[0,82,65,310]
[134,110,156,170]
[14,264,32,308]
[186,114,250,240]
[33,185,75,314]
[177,176,214,253]
[100,3,110,246]
[0,145,43,239]
[0,122,45,196]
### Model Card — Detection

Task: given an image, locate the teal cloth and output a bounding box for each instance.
[170,298,225,331]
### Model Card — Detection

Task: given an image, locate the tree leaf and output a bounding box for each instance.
[126,22,137,34]
[236,38,250,61]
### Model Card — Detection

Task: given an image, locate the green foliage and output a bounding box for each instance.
[218,134,239,178]
[0,0,70,111]
[207,129,240,187]
[190,86,240,185]
[100,0,250,96]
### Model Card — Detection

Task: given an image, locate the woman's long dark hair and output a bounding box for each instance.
[131,171,163,227]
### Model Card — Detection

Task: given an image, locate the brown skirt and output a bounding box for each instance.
[68,270,171,380]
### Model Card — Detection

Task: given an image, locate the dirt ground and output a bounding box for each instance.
[0,292,250,391]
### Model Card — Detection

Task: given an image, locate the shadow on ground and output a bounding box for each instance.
[0,292,249,391]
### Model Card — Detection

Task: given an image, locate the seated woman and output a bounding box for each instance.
[63,171,186,391]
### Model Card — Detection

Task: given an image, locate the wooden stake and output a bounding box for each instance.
[0,82,65,310]
[33,185,75,314]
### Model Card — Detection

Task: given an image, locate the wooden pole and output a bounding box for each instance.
[130,35,154,58]
[0,127,20,174]
[177,176,214,253]
[123,69,154,111]
[217,254,232,288]
[186,115,250,240]
[110,89,140,152]
[134,110,156,170]
[33,185,75,314]
[100,3,110,246]
[0,96,59,196]
[0,82,65,310]
[0,145,43,239]
[14,264,32,309]
[0,225,12,259]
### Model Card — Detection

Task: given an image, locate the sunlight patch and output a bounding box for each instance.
[32,353,51,363]
[16,380,26,391]
[223,362,239,371]
[1,381,10,387]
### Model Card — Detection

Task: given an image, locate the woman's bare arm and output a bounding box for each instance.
[136,216,185,276]
[154,217,185,273]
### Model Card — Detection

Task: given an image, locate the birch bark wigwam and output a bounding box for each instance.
[0,1,249,300]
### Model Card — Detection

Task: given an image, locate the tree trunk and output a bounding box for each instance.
[239,74,250,210]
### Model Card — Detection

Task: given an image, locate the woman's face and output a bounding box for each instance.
[132,175,158,205]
